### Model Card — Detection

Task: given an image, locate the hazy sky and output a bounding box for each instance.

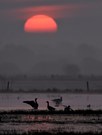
[0,0,102,75]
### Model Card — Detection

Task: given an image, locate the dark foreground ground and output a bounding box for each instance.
[0,109,102,114]
[0,110,102,135]
[0,131,102,135]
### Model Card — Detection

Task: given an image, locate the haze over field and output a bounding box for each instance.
[0,44,102,76]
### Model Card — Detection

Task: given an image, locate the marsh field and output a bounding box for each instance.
[0,93,102,135]
[0,110,102,135]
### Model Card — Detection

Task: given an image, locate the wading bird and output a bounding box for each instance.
[52,96,62,105]
[23,98,38,110]
[46,101,55,111]
[87,104,91,110]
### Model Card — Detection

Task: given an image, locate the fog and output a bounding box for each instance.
[0,43,102,76]
[0,0,102,76]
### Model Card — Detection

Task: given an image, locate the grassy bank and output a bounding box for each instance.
[0,131,102,135]
[0,109,102,115]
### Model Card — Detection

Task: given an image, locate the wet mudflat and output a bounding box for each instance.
[0,110,102,135]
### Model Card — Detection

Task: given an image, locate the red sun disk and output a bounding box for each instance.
[24,15,58,33]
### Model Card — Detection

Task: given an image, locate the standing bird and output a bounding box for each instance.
[46,101,55,111]
[87,104,91,110]
[23,98,38,110]
[52,96,62,104]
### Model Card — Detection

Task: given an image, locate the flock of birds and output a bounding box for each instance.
[23,97,71,111]
[23,97,91,111]
[23,98,54,111]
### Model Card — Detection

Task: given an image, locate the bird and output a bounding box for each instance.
[23,98,38,110]
[87,104,91,110]
[64,105,73,112]
[46,101,55,111]
[52,96,62,104]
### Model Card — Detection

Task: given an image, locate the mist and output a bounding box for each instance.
[0,43,102,76]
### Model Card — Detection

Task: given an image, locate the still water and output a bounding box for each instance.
[0,93,102,110]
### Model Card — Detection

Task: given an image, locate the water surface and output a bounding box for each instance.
[0,93,102,110]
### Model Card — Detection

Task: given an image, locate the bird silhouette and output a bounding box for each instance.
[87,104,91,110]
[64,105,73,112]
[52,96,62,104]
[23,98,38,110]
[46,101,55,111]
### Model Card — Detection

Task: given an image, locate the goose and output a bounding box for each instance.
[64,105,73,112]
[23,98,38,110]
[52,96,62,104]
[46,101,55,111]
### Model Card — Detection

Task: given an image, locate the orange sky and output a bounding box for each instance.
[0,0,102,75]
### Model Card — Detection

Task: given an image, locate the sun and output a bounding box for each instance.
[24,15,58,33]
